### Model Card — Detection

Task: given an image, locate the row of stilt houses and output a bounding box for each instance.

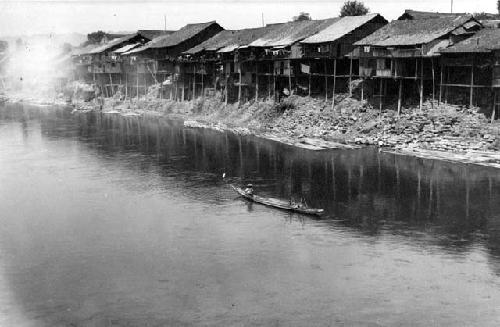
[71,10,500,117]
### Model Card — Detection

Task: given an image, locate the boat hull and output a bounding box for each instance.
[231,185,324,216]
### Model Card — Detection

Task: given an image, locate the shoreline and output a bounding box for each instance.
[5,93,500,169]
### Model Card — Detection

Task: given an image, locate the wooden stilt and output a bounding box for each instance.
[361,80,364,101]
[308,60,311,97]
[201,65,204,98]
[255,62,259,101]
[170,75,173,100]
[379,79,383,114]
[324,59,328,101]
[268,62,271,100]
[182,80,185,101]
[288,60,292,94]
[431,58,435,109]
[238,62,242,103]
[470,55,474,108]
[349,57,353,97]
[439,60,443,104]
[419,57,424,111]
[125,73,128,99]
[273,62,276,101]
[136,66,139,101]
[225,72,229,105]
[192,64,196,100]
[331,58,337,110]
[492,91,497,123]
[397,78,403,115]
[445,65,450,104]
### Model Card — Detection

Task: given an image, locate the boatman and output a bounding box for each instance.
[244,184,254,197]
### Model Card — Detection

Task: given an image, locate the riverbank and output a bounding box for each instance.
[6,91,500,167]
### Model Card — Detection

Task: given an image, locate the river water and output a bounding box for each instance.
[0,103,500,326]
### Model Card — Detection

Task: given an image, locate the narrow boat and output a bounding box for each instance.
[231,185,324,216]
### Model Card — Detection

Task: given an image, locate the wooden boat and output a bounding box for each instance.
[231,185,324,216]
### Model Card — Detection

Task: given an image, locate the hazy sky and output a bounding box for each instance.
[0,0,497,36]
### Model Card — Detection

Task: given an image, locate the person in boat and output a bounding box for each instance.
[244,184,254,197]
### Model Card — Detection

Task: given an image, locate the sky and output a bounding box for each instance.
[0,0,497,37]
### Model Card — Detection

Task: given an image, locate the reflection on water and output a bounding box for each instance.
[1,103,500,326]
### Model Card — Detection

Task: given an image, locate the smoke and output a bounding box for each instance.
[4,36,72,99]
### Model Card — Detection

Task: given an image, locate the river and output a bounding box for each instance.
[1,103,500,326]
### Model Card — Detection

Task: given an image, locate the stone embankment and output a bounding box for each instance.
[8,86,500,167]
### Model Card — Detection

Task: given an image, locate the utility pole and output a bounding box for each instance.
[451,0,453,13]
[164,14,167,31]
[261,13,264,27]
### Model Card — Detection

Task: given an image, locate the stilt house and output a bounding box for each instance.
[299,14,387,101]
[439,28,500,117]
[122,22,223,98]
[83,33,152,97]
[353,15,482,112]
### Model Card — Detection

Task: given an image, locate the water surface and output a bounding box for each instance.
[1,104,500,326]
